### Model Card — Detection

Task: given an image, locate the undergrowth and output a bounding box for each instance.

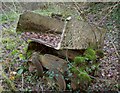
[68,48,101,91]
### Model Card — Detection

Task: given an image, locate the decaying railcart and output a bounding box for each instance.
[16,11,106,91]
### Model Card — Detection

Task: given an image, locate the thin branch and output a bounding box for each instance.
[93,4,115,19]
[12,1,17,12]
[2,2,18,15]
[72,1,87,21]
[98,3,119,25]
[105,24,120,58]
[1,8,10,22]
[110,39,120,59]
[21,74,24,91]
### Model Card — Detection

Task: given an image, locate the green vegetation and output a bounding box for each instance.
[1,11,19,24]
[69,48,99,90]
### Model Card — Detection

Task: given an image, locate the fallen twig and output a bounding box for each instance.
[21,74,24,91]
[72,1,87,21]
[110,39,120,59]
[98,3,119,25]
[105,20,119,58]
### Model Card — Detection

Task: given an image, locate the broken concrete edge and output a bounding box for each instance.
[22,35,59,49]
[56,20,69,50]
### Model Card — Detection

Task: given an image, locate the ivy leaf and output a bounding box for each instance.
[11,50,19,55]
[19,54,25,60]
[17,69,23,75]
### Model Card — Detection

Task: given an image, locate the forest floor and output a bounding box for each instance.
[1,2,119,92]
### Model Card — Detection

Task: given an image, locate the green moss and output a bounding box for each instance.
[70,47,101,88]
[78,71,91,83]
[70,67,79,74]
[85,48,97,61]
[74,56,85,64]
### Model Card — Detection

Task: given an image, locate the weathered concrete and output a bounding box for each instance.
[17,11,106,50]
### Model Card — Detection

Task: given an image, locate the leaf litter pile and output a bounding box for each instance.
[22,32,61,48]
